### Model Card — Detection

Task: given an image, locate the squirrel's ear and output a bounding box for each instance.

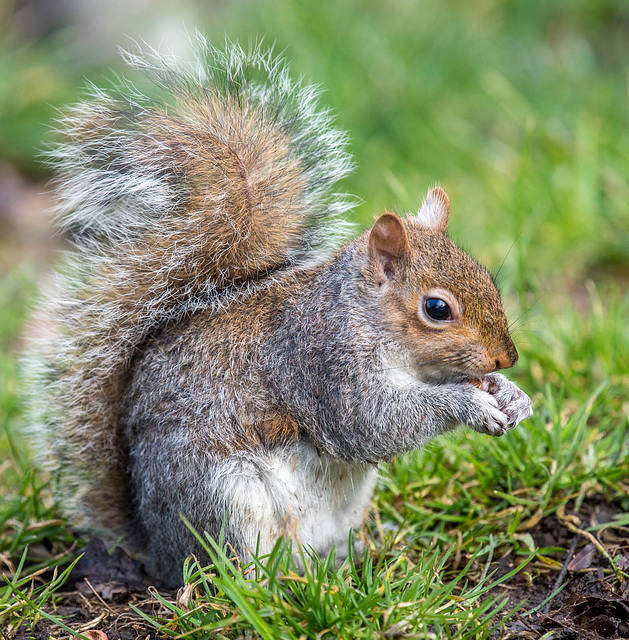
[368,212,410,279]
[417,187,450,234]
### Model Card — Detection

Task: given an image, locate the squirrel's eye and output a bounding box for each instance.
[424,298,452,321]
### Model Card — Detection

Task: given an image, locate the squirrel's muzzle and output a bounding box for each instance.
[494,343,519,371]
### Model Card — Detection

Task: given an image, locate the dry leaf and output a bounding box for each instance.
[567,543,596,571]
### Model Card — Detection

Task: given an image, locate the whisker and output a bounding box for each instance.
[494,227,523,285]
[508,293,545,332]
[509,317,541,333]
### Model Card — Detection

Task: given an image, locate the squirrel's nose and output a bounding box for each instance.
[493,345,519,371]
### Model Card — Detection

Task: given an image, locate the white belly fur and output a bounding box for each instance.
[225,440,379,561]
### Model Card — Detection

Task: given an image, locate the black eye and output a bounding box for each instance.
[424,298,452,321]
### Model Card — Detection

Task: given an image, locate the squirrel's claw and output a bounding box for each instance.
[483,373,533,429]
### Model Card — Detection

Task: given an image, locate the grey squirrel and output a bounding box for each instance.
[24,37,533,586]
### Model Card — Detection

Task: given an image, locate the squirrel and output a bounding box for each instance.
[24,37,533,587]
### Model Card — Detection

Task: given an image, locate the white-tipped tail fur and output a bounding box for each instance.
[23,35,355,539]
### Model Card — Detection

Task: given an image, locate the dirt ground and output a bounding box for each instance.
[494,498,629,640]
[8,496,629,640]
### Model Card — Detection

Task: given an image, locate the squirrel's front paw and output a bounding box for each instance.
[465,387,510,437]
[479,373,533,429]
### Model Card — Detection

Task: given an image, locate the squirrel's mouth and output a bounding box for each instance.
[434,349,510,379]
[379,349,498,386]
[414,362,492,386]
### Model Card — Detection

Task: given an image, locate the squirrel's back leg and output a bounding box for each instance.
[127,428,377,585]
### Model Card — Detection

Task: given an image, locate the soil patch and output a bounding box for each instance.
[496,497,629,639]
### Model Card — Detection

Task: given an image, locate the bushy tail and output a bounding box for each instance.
[24,36,354,540]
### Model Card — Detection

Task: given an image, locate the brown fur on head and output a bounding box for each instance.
[366,187,518,383]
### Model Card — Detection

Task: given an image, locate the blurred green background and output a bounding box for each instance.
[2,0,629,296]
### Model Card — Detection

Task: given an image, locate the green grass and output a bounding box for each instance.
[2,0,629,638]
[128,524,527,639]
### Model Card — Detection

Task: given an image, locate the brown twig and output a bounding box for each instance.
[557,503,627,584]
[83,578,115,614]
